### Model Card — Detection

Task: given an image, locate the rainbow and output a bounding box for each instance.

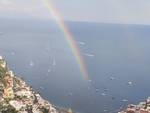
[43,0,90,80]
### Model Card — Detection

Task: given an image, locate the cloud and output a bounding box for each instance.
[0,0,13,5]
[0,0,150,24]
[52,0,150,24]
[0,0,16,10]
[0,0,51,19]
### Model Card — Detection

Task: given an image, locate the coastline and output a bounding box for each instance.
[0,56,75,113]
[119,97,150,113]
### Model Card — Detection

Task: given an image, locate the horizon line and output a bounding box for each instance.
[1,17,150,26]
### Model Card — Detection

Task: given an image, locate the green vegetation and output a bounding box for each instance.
[1,105,17,113]
[0,59,7,79]
[40,107,49,113]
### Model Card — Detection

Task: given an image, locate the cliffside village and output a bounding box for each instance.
[119,97,150,113]
[0,56,74,113]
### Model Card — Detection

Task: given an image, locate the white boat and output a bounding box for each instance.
[52,58,56,66]
[78,41,86,45]
[84,53,95,57]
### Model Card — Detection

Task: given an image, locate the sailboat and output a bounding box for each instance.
[52,57,56,66]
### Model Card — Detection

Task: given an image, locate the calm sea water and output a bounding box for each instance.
[1,19,150,113]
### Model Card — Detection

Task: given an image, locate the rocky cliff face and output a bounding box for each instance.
[119,97,150,113]
[0,56,74,113]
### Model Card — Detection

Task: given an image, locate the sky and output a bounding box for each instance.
[0,0,150,24]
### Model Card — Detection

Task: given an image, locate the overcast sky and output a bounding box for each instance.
[0,0,150,24]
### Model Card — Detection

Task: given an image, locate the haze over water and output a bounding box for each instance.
[1,19,150,113]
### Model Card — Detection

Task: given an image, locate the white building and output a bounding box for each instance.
[15,90,33,98]
[9,100,26,111]
[0,56,3,60]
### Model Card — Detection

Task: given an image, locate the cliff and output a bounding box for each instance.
[0,56,74,113]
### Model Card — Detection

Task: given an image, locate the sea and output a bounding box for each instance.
[0,18,150,113]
